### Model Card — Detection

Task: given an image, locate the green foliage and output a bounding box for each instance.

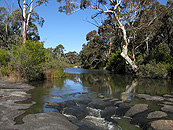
[10,40,45,81]
[137,60,171,79]
[0,48,10,67]
[0,65,10,77]
[106,51,126,73]
[53,68,68,78]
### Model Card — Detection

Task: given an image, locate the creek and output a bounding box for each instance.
[15,68,173,129]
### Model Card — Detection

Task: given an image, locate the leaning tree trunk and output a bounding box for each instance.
[119,25,138,72]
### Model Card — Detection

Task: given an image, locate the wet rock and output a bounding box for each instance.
[125,104,148,117]
[130,111,149,129]
[46,102,61,110]
[65,100,77,107]
[161,105,173,113]
[63,106,88,120]
[88,99,112,110]
[149,120,173,130]
[115,105,130,117]
[46,102,60,107]
[147,111,168,119]
[136,94,165,101]
[14,112,79,130]
[76,100,91,105]
[101,106,117,119]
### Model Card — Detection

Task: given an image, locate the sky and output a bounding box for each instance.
[1,0,168,53]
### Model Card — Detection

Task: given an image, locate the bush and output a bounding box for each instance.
[106,51,126,73]
[9,40,46,81]
[0,48,10,67]
[137,60,170,79]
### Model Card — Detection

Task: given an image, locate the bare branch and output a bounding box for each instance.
[17,0,23,12]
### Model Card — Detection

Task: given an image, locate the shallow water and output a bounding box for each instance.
[15,68,173,129]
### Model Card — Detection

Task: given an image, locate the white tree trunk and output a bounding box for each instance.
[120,26,138,72]
[22,0,26,44]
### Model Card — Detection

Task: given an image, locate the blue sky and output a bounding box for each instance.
[1,0,168,53]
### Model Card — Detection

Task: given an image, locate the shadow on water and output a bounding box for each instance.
[15,68,173,129]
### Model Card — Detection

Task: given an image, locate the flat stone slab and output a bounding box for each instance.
[147,111,168,119]
[136,94,165,101]
[161,105,173,113]
[150,120,173,130]
[125,104,148,117]
[14,112,79,130]
[0,80,35,129]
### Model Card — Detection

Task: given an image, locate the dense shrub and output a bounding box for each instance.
[0,48,10,77]
[136,60,170,79]
[9,40,46,81]
[106,51,126,73]
[0,48,10,67]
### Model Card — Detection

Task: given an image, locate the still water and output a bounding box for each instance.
[16,68,173,129]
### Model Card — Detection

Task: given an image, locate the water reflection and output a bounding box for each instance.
[16,68,172,125]
[27,68,172,113]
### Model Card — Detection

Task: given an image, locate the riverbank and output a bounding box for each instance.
[0,80,78,130]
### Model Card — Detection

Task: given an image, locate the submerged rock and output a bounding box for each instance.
[46,102,60,108]
[125,104,148,117]
[147,111,168,119]
[149,120,173,130]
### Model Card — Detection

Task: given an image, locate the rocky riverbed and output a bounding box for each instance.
[46,93,173,130]
[0,80,173,130]
[0,80,78,130]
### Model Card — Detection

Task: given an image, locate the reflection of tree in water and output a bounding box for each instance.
[79,73,109,94]
[136,79,173,96]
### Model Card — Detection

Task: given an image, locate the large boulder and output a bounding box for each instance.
[63,106,88,120]
[125,104,148,117]
[149,120,173,130]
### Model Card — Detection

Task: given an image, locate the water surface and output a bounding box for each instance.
[16,68,173,129]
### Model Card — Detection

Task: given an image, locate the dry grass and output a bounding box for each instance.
[1,71,26,83]
[43,69,54,80]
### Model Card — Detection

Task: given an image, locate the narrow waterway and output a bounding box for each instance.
[15,68,173,129]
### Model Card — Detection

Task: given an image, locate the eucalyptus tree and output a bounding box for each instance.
[17,0,48,44]
[65,51,79,64]
[0,6,21,47]
[80,30,108,69]
[53,44,65,57]
[57,0,166,72]
[0,6,42,47]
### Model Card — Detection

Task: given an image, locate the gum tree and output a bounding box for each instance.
[17,0,48,44]
[57,0,165,72]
